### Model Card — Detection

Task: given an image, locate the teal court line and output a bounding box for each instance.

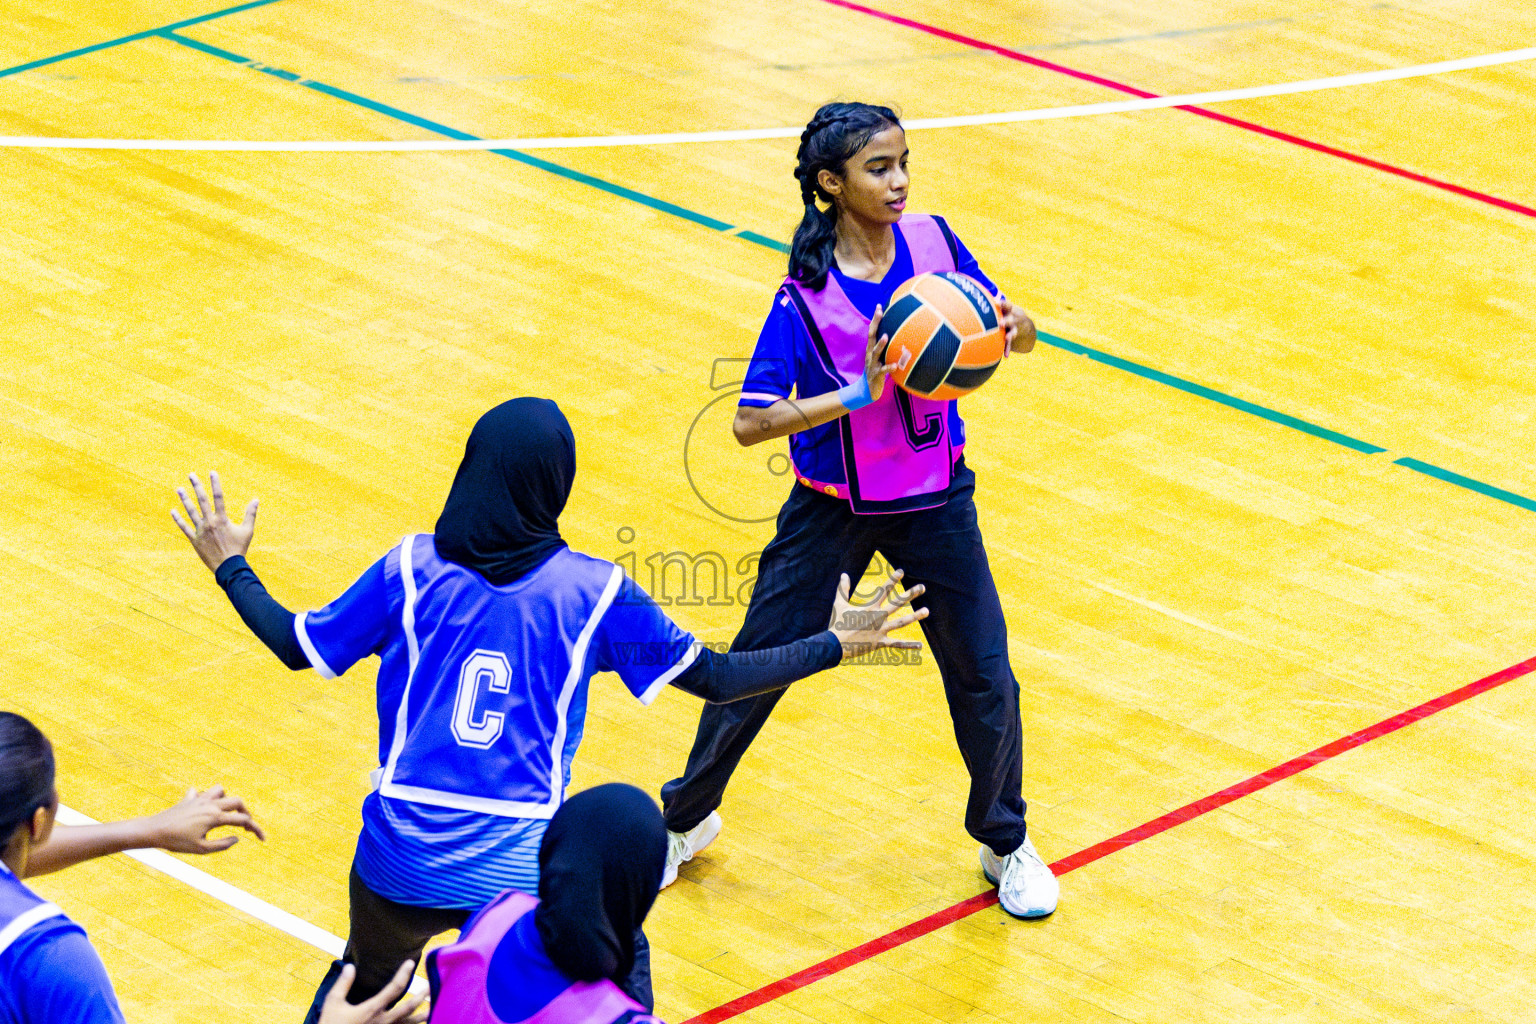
[1040,332,1385,454]
[0,0,283,79]
[159,29,787,251]
[114,30,1536,521]
[1393,458,1536,514]
[8,14,1536,518]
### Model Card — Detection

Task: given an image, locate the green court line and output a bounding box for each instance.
[737,230,790,253]
[154,29,1536,517]
[1039,332,1387,454]
[27,21,1536,519]
[0,0,283,79]
[155,33,1395,462]
[161,30,760,241]
[1393,458,1536,513]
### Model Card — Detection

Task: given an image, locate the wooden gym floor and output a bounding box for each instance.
[3,1,1534,1020]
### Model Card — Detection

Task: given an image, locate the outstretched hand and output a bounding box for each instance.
[172,471,259,572]
[828,569,929,660]
[319,962,427,1024]
[148,785,266,853]
[22,784,267,878]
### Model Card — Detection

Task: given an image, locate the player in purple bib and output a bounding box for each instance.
[426,784,669,1024]
[659,103,1059,919]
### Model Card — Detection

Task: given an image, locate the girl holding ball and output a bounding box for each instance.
[659,102,1057,919]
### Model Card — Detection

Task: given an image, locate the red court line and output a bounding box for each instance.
[682,652,1536,1023]
[817,0,1536,221]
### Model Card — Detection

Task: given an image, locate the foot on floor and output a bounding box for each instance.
[661,811,723,889]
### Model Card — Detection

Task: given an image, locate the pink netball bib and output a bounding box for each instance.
[427,890,664,1024]
[782,214,960,514]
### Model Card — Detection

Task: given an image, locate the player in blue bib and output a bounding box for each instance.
[0,712,264,1024]
[172,397,926,1020]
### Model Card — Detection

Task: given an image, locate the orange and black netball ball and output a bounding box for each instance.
[878,272,1007,401]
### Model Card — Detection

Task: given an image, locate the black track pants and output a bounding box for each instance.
[660,462,1027,856]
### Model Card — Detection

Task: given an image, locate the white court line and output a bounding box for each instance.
[2,43,1533,151]
[55,804,429,995]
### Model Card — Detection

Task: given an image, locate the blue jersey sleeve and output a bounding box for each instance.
[294,556,395,680]
[6,923,126,1024]
[592,574,700,706]
[738,295,801,408]
[936,216,1003,299]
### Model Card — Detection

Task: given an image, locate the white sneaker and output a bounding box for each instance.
[660,811,722,889]
[980,834,1059,919]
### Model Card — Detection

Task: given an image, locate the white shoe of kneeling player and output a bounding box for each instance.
[979,834,1059,919]
[661,811,723,889]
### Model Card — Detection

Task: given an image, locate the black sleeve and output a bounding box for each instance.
[669,631,843,704]
[213,556,311,671]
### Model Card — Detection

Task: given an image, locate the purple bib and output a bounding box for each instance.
[782,214,960,513]
[427,890,664,1024]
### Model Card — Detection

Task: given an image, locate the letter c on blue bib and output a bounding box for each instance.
[451,649,513,749]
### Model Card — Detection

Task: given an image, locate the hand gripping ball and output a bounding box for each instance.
[877,271,1006,401]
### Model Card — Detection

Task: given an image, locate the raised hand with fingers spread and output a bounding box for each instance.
[828,569,928,660]
[172,470,259,572]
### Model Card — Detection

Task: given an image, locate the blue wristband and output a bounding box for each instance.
[836,375,873,412]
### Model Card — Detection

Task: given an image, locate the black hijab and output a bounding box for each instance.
[534,783,667,985]
[434,398,575,586]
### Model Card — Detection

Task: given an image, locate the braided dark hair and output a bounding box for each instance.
[0,712,55,845]
[789,102,902,290]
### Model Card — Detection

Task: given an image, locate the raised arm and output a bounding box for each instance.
[26,786,264,878]
[172,471,310,669]
[596,568,926,706]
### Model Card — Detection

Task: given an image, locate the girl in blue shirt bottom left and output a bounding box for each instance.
[0,711,267,1024]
